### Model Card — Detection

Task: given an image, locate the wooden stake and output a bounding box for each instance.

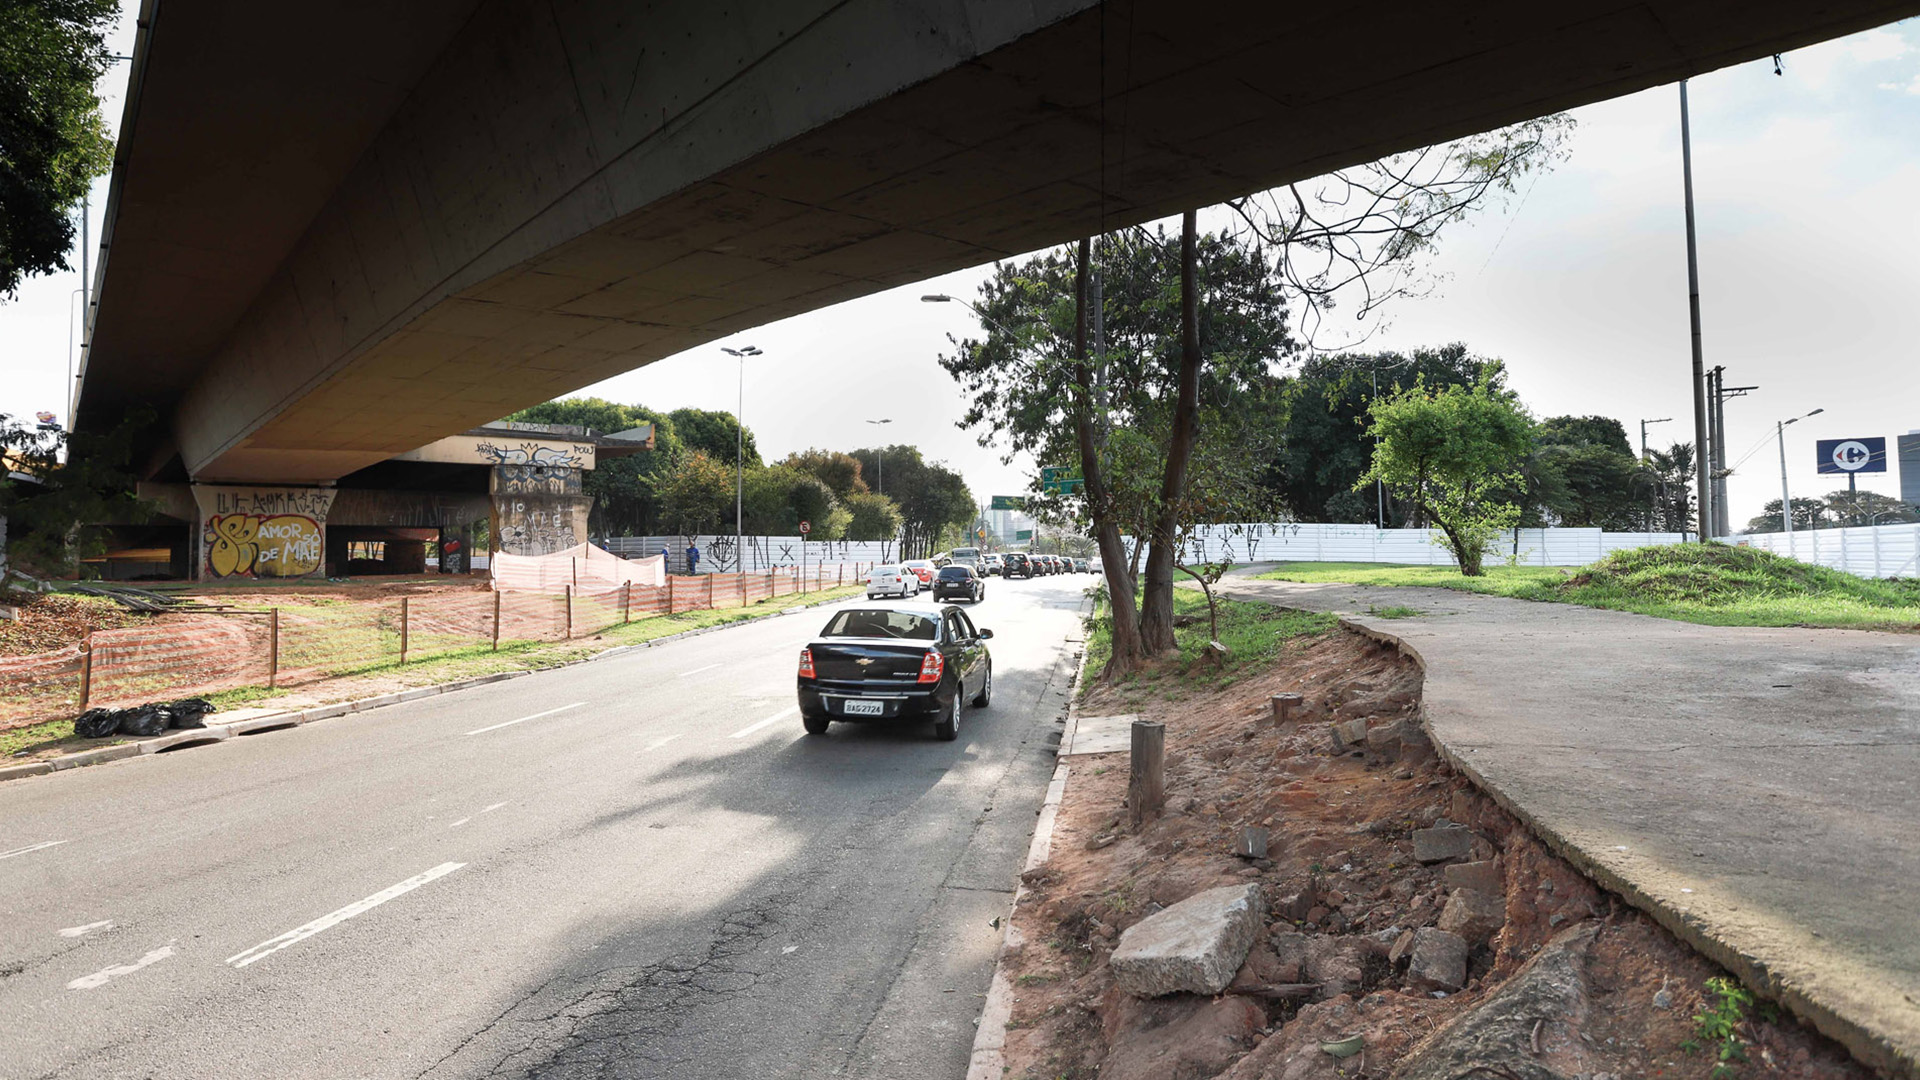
[491,589,502,651]
[78,637,93,710]
[1128,719,1166,829]
[400,597,410,664]
[269,608,280,688]
[564,585,573,639]
[621,581,631,624]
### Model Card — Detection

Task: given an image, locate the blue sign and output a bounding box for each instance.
[1816,437,1887,474]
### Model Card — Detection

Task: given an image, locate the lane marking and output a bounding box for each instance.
[448,817,471,828]
[69,944,174,990]
[481,802,507,814]
[728,706,798,739]
[449,802,507,829]
[59,920,113,938]
[643,733,684,751]
[465,702,585,736]
[226,862,465,969]
[678,663,720,678]
[1,840,67,861]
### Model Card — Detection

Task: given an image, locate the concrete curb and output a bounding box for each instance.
[1219,577,1916,1080]
[966,591,1095,1080]
[1,591,862,786]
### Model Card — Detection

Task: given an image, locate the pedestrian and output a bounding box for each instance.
[686,543,700,574]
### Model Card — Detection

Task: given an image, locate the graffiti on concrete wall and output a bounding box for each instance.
[494,462,582,496]
[494,497,588,556]
[206,514,324,577]
[477,442,586,468]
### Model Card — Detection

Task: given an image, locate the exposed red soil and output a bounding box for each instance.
[998,628,1871,1080]
[0,594,145,656]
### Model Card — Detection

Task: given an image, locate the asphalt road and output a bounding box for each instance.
[0,574,1090,1079]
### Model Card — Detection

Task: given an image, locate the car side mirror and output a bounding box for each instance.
[978,628,994,639]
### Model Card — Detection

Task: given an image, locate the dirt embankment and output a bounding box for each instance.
[1000,627,1870,1080]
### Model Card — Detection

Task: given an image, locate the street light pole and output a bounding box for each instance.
[1679,80,1712,543]
[1776,407,1824,537]
[865,418,892,495]
[722,345,762,571]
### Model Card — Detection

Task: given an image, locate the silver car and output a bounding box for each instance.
[866,564,921,599]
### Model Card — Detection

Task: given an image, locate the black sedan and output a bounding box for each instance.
[797,605,993,740]
[932,564,985,602]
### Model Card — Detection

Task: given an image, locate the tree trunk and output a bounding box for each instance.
[1069,238,1148,677]
[1138,211,1203,656]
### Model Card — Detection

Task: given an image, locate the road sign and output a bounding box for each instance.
[989,495,1025,510]
[1015,529,1034,541]
[798,520,812,534]
[1816,437,1887,474]
[1040,465,1084,494]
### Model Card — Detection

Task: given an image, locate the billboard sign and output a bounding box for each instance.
[1816,437,1887,475]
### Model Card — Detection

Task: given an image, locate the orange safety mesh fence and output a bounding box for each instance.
[0,571,869,733]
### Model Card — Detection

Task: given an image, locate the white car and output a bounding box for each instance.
[866,565,920,599]
[981,553,1004,576]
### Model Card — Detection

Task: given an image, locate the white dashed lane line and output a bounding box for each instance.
[1,840,67,861]
[68,945,174,991]
[58,920,113,938]
[678,664,720,678]
[226,862,465,969]
[465,702,585,736]
[643,733,684,751]
[728,706,798,740]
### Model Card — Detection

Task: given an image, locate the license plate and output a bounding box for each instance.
[840,698,885,717]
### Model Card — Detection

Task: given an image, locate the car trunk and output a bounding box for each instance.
[809,639,930,683]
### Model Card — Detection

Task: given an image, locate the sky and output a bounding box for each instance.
[4,13,1917,530]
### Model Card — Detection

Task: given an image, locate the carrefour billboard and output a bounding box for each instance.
[1815,437,1887,475]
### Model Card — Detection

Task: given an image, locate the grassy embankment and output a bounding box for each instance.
[0,584,866,759]
[1255,543,1920,631]
[1082,584,1336,698]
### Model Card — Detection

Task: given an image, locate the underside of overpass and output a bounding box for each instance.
[76,0,1920,485]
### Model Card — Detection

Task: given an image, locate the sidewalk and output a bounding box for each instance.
[1214,571,1920,1078]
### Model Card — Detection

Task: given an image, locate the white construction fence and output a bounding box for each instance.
[1725,523,1920,580]
[602,535,905,574]
[1146,523,1690,568]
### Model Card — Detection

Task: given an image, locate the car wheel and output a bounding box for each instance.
[933,693,960,741]
[972,663,992,708]
[802,711,830,735]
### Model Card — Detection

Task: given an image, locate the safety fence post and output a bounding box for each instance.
[400,597,411,664]
[622,581,632,624]
[668,575,677,613]
[738,574,746,609]
[269,608,281,689]
[492,590,502,651]
[78,636,93,710]
[707,574,716,609]
[565,585,574,640]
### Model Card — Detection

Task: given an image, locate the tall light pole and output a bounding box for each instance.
[865,418,892,495]
[1679,80,1713,543]
[722,345,762,571]
[1776,407,1824,537]
[1641,417,1673,531]
[1367,357,1415,527]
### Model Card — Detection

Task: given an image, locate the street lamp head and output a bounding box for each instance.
[721,345,763,356]
[866,418,892,425]
[920,294,952,303]
[1805,407,1824,417]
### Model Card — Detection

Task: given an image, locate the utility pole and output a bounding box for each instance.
[1640,417,1673,531]
[1707,368,1757,538]
[1776,407,1824,536]
[1679,80,1711,543]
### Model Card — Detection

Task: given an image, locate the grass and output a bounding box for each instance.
[1082,585,1337,695]
[1254,544,1920,631]
[1367,604,1425,619]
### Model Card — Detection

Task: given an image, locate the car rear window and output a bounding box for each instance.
[937,567,971,579]
[821,609,938,640]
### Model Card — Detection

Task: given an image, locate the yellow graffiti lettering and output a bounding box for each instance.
[206,514,322,578]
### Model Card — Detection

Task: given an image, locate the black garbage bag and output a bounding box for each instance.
[164,698,216,729]
[73,708,119,739]
[115,706,169,737]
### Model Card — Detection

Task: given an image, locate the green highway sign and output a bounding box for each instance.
[1015,529,1034,541]
[1040,465,1084,494]
[989,495,1025,510]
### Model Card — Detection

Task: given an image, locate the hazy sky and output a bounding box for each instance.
[4,13,1916,530]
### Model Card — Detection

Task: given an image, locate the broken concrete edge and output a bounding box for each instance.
[1335,612,1917,1080]
[0,594,857,786]
[965,589,1096,1080]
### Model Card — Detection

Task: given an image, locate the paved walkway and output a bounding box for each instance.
[1214,572,1920,1078]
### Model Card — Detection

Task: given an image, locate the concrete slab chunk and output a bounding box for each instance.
[1412,825,1475,864]
[1436,887,1506,945]
[1406,927,1468,992]
[1443,859,1502,895]
[1110,884,1265,997]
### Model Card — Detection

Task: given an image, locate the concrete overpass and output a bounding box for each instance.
[78,0,1920,487]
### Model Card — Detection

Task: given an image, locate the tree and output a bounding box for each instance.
[781,449,868,500]
[1,408,152,580]
[849,445,973,557]
[843,491,902,542]
[1533,416,1641,529]
[656,451,733,536]
[668,407,759,468]
[0,0,117,298]
[1645,443,1697,534]
[1359,373,1534,575]
[1822,490,1918,527]
[1268,345,1499,524]
[507,397,683,535]
[1744,497,1828,533]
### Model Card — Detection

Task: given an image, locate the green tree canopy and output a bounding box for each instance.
[781,448,868,500]
[0,0,116,297]
[852,445,972,557]
[2,407,152,579]
[668,407,759,468]
[842,491,903,542]
[1360,371,1534,575]
[656,450,732,536]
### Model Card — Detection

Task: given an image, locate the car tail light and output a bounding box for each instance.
[917,649,944,684]
[798,648,816,679]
